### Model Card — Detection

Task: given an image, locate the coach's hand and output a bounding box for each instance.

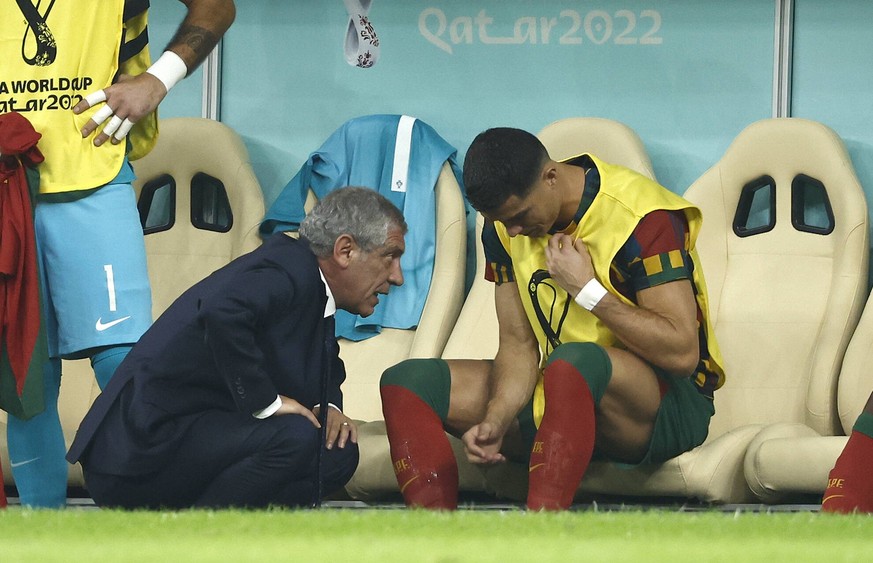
[315,405,358,450]
[462,421,506,465]
[275,396,321,426]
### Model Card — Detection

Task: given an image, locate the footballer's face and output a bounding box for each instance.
[486,179,562,239]
[340,226,405,317]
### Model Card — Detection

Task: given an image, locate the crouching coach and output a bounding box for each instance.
[67,187,406,509]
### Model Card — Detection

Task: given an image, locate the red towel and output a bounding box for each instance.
[0,112,44,397]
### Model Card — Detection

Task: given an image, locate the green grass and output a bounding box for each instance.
[1,508,872,562]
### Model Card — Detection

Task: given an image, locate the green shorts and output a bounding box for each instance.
[639,372,714,464]
[516,371,714,465]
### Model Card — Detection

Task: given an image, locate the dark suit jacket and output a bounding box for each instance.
[66,234,346,475]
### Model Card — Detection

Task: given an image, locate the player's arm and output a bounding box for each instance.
[546,233,699,377]
[168,0,237,71]
[75,0,236,145]
[487,282,541,429]
[462,282,540,463]
[587,277,699,377]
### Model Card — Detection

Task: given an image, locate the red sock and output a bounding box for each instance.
[822,414,873,514]
[527,360,596,511]
[381,384,458,509]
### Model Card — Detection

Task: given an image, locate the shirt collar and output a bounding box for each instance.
[549,155,601,235]
[318,267,337,318]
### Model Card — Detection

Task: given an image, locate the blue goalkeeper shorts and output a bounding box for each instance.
[35,178,152,359]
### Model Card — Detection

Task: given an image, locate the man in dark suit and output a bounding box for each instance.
[66,187,407,509]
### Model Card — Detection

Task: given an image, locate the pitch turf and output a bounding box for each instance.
[2,507,873,562]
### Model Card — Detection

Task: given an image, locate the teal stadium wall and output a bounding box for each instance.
[150,0,873,275]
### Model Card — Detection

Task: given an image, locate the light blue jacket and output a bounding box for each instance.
[261,114,467,341]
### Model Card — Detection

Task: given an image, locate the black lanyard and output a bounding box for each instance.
[527,269,570,354]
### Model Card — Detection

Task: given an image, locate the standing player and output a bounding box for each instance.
[1,0,235,508]
[380,127,725,510]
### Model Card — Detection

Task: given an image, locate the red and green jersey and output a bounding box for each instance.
[484,154,725,401]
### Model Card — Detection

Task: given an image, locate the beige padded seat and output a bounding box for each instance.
[338,158,469,498]
[1,118,265,489]
[271,117,468,424]
[477,118,868,504]
[346,117,869,504]
[338,161,468,423]
[693,118,868,503]
[537,116,657,178]
[347,212,491,499]
[530,117,867,504]
[570,117,868,504]
[134,118,265,314]
[346,117,662,501]
[744,287,873,503]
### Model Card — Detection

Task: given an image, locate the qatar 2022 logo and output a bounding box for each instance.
[16,0,58,67]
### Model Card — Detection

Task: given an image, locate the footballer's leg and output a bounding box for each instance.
[595,346,712,463]
[380,358,491,509]
[822,394,873,514]
[6,357,67,508]
[527,344,680,511]
[526,343,614,510]
[593,347,666,463]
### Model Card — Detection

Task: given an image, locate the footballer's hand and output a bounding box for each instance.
[314,405,358,450]
[462,421,507,465]
[274,395,320,428]
[544,232,596,298]
[73,73,167,147]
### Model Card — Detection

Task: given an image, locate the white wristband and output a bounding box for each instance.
[146,51,188,93]
[574,278,608,311]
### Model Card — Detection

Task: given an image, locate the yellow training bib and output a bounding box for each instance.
[495,155,725,425]
[1,0,155,193]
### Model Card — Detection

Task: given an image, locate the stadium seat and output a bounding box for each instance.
[570,117,867,504]
[0,117,266,490]
[337,161,468,422]
[346,212,491,500]
[345,117,662,501]
[346,117,869,505]
[274,116,469,423]
[131,117,266,314]
[744,288,873,503]
[536,116,657,178]
[503,117,868,505]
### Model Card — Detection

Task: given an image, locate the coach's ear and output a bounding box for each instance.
[333,234,358,268]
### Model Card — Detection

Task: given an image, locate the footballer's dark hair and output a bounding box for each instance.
[462,127,550,214]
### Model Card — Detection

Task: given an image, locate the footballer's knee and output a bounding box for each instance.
[380,358,452,420]
[545,342,612,403]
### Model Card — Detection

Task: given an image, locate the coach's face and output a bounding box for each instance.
[340,226,405,317]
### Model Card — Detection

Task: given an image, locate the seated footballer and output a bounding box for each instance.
[379,127,726,510]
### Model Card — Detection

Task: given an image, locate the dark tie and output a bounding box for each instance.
[323,315,336,356]
[313,314,336,508]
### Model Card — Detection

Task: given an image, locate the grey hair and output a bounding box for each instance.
[299,186,407,257]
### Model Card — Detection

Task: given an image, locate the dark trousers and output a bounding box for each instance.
[81,411,359,509]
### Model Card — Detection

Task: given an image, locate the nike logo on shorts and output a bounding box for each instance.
[95,316,131,331]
